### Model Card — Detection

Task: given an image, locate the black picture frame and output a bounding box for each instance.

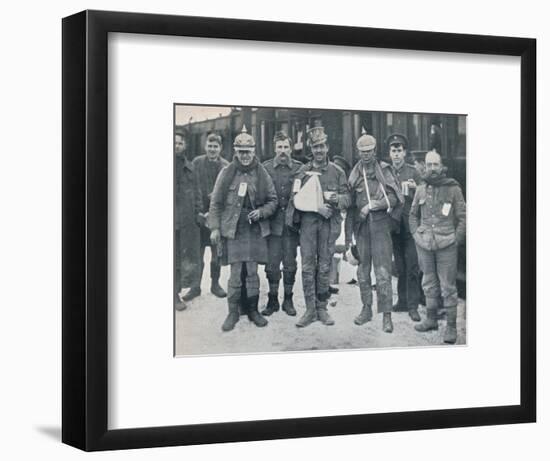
[62,10,536,451]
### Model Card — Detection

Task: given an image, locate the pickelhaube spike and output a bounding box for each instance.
[361,126,367,135]
[234,124,255,148]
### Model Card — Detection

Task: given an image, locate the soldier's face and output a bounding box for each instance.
[425,155,443,176]
[235,148,255,166]
[390,144,406,166]
[311,142,328,163]
[359,147,376,164]
[175,135,186,156]
[274,140,292,164]
[206,141,222,160]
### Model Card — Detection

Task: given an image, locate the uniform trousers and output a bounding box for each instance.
[416,242,458,308]
[175,229,200,289]
[193,240,221,289]
[392,228,421,310]
[300,213,332,309]
[227,262,259,303]
[356,214,393,313]
[265,227,299,287]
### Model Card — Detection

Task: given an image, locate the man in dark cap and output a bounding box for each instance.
[261,132,302,316]
[409,151,466,344]
[174,130,202,311]
[386,133,422,322]
[287,126,350,328]
[345,131,403,333]
[208,126,278,332]
[184,132,229,301]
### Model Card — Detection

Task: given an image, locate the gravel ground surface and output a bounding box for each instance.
[175,249,466,356]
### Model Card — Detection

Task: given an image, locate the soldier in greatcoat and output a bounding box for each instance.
[174,130,202,311]
[208,126,278,332]
[182,132,229,301]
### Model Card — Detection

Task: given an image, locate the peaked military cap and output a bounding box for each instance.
[386,133,409,149]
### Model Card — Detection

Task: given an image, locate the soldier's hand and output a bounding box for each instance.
[318,204,333,219]
[327,192,338,205]
[408,179,417,189]
[248,209,261,222]
[210,229,221,246]
[359,204,370,220]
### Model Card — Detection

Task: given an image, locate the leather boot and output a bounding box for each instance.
[247,296,268,327]
[221,301,240,332]
[383,312,393,333]
[281,293,296,316]
[182,286,201,301]
[296,304,317,328]
[237,284,248,315]
[443,305,458,344]
[408,308,421,322]
[317,307,335,326]
[354,305,373,325]
[415,304,439,332]
[261,293,280,316]
[210,280,227,298]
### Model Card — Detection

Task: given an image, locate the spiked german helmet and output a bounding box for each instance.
[356,127,377,151]
[233,125,255,148]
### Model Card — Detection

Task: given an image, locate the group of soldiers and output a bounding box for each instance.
[175,123,466,345]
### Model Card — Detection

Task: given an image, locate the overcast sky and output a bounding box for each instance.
[175,105,231,125]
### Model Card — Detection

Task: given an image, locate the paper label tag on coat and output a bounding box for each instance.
[442,202,452,216]
[292,179,302,193]
[238,182,247,197]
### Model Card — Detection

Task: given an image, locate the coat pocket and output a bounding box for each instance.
[435,227,456,249]
[413,226,429,249]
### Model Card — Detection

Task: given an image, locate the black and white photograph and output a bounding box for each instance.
[174,104,467,356]
[3,0,545,457]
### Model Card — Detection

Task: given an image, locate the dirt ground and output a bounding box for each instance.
[175,248,466,356]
